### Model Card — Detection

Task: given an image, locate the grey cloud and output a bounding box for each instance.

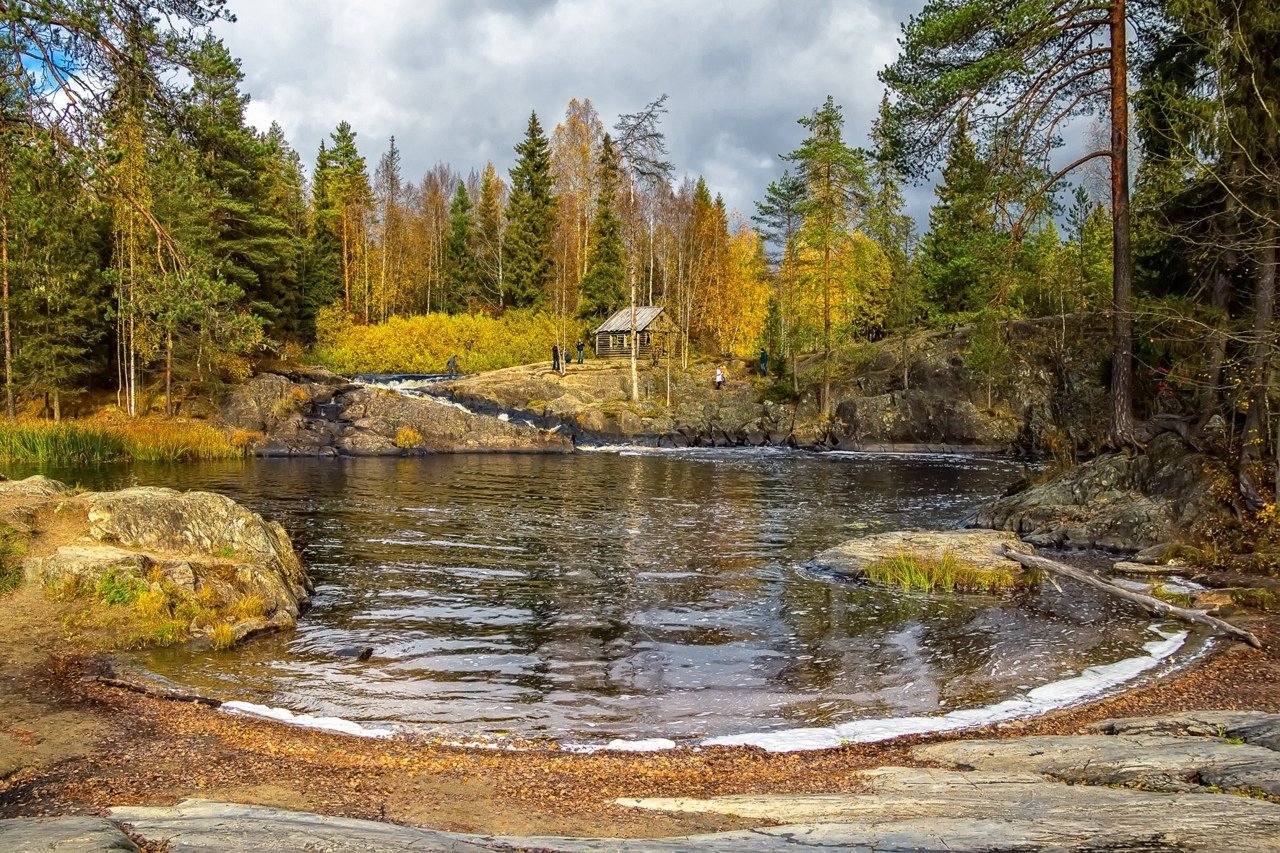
[217,0,932,222]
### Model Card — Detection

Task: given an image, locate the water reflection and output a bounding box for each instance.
[18,450,1169,742]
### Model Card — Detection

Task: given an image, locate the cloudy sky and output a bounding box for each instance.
[213,0,932,220]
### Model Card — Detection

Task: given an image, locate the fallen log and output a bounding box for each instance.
[1001,547,1263,649]
[87,676,223,708]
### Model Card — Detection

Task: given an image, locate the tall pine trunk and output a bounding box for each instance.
[1,212,13,422]
[1108,0,1136,446]
[1240,222,1276,474]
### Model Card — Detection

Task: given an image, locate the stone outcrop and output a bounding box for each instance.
[12,712,1280,851]
[220,371,572,456]
[813,530,1033,581]
[967,432,1236,551]
[0,816,140,852]
[5,476,311,641]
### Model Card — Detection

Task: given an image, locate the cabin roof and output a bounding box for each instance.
[593,306,665,334]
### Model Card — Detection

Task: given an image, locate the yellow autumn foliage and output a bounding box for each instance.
[311,308,570,374]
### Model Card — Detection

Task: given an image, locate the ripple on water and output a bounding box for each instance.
[22,451,1204,747]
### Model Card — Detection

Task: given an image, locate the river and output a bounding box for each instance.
[26,449,1196,748]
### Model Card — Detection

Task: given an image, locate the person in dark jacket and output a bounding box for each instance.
[551,344,561,373]
[576,340,585,364]
[447,355,459,376]
[759,348,768,377]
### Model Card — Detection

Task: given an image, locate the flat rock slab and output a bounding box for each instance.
[814,529,1032,578]
[1091,711,1280,752]
[0,816,139,852]
[915,733,1280,796]
[619,767,1280,851]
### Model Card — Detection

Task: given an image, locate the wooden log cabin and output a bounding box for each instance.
[592,306,676,359]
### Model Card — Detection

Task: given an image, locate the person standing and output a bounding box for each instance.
[447,354,459,376]
[759,348,768,377]
[576,340,585,365]
[551,344,561,374]
[714,367,725,390]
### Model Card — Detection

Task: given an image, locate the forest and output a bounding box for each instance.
[0,0,1276,493]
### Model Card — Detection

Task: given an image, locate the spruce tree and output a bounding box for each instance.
[176,37,300,342]
[578,135,626,319]
[918,116,1001,316]
[305,141,343,322]
[444,181,476,313]
[505,112,557,308]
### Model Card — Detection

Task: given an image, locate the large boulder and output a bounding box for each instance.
[814,529,1032,581]
[223,372,573,456]
[968,432,1236,551]
[10,476,312,639]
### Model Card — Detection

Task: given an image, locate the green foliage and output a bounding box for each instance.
[445,181,476,311]
[579,134,627,319]
[0,421,242,464]
[864,550,1026,595]
[918,116,1004,316]
[0,522,26,595]
[0,423,126,463]
[312,307,563,374]
[96,569,147,607]
[1231,588,1276,611]
[505,112,557,308]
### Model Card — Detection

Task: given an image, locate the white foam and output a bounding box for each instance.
[221,700,396,739]
[701,626,1189,753]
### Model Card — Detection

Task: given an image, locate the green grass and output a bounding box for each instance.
[0,423,126,463]
[0,521,26,595]
[864,550,1026,595]
[96,569,147,606]
[1152,586,1195,608]
[1231,587,1276,610]
[0,421,243,464]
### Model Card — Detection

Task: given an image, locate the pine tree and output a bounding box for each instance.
[444,181,476,312]
[7,136,106,420]
[317,121,371,316]
[306,140,343,322]
[504,112,557,308]
[176,37,300,343]
[753,170,807,391]
[783,96,868,416]
[918,116,1002,316]
[579,135,626,319]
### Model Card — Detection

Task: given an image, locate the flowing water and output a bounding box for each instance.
[29,450,1195,746]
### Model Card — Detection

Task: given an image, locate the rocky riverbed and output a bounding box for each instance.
[5,710,1280,851]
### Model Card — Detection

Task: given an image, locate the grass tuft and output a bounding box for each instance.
[0,420,243,464]
[1231,587,1276,610]
[210,622,236,651]
[225,594,267,622]
[0,522,26,596]
[864,550,1026,595]
[96,569,146,607]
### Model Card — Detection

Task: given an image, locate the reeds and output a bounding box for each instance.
[864,550,1024,595]
[0,421,243,464]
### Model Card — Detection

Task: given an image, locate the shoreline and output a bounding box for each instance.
[1,581,1275,839]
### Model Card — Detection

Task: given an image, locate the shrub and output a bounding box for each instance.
[864,550,1025,595]
[394,426,424,448]
[96,569,146,606]
[311,307,579,374]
